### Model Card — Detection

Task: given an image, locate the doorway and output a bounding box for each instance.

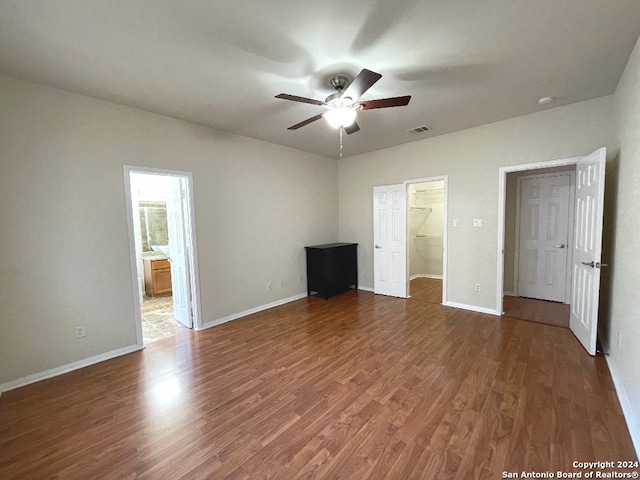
[502,167,576,328]
[497,148,607,355]
[124,166,202,346]
[505,166,576,302]
[407,180,445,304]
[372,176,448,303]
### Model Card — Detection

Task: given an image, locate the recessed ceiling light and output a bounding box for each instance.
[537,96,555,105]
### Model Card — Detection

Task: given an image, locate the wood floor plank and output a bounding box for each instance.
[409,277,443,304]
[503,295,570,328]
[0,289,636,479]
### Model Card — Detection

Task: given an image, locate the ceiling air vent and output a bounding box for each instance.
[407,125,430,134]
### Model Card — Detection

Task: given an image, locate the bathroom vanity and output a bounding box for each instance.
[143,258,172,297]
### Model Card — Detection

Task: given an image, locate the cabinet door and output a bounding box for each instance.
[306,249,322,293]
[153,268,172,295]
[338,245,357,287]
[323,249,339,287]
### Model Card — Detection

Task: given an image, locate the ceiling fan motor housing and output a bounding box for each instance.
[329,75,349,92]
[325,75,351,104]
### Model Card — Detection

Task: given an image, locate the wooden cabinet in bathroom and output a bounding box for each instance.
[144,259,172,297]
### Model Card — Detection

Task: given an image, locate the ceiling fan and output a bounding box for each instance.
[275,68,411,134]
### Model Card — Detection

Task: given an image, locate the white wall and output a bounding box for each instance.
[338,96,617,311]
[608,34,640,452]
[0,75,338,387]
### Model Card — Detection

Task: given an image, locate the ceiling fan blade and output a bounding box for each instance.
[288,113,324,130]
[344,121,360,135]
[342,69,382,101]
[276,93,325,106]
[359,96,411,110]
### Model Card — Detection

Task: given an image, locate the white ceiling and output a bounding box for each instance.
[1,1,639,158]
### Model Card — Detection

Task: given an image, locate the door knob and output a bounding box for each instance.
[581,261,609,268]
[554,244,566,248]
[375,245,382,249]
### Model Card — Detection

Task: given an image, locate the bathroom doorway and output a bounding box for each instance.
[124,166,202,346]
[406,178,446,304]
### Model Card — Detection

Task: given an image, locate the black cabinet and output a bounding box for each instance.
[305,243,358,299]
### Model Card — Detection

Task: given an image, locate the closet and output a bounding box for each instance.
[408,181,445,281]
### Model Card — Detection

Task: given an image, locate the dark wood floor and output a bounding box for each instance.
[410,277,443,304]
[503,295,570,329]
[410,277,570,329]
[0,290,635,479]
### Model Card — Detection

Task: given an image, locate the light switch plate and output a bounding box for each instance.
[453,219,459,228]
[473,218,483,227]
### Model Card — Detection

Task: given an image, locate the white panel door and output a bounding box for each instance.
[373,184,407,298]
[517,174,571,302]
[570,148,606,355]
[166,177,192,328]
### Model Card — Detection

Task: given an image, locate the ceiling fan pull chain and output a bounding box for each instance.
[339,126,344,158]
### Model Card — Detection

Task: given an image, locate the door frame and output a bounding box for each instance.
[123,165,203,347]
[513,170,576,303]
[404,175,448,302]
[497,156,581,314]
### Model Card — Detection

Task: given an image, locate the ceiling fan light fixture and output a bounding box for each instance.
[324,107,357,128]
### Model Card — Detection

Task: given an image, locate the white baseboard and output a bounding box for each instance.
[503,291,515,297]
[0,344,143,394]
[442,301,500,316]
[410,274,443,280]
[200,293,308,330]
[605,355,640,457]
[358,286,374,292]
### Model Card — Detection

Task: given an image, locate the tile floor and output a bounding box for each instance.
[140,296,187,344]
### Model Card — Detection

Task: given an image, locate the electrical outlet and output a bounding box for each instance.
[475,283,482,292]
[280,279,285,288]
[617,330,622,348]
[75,326,86,338]
[267,282,272,291]
[473,218,483,228]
